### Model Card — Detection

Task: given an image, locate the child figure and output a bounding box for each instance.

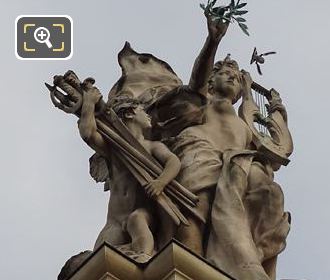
[78,81,181,261]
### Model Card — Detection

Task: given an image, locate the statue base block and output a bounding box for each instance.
[67,240,235,280]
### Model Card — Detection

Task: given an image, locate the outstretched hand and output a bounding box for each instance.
[61,71,102,105]
[206,12,229,42]
[47,70,103,114]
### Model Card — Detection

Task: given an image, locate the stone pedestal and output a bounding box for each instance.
[67,240,235,280]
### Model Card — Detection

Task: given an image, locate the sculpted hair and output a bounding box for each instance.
[108,95,140,120]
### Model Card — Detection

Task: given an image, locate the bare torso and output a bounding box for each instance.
[170,99,252,193]
[107,140,153,223]
[186,99,252,152]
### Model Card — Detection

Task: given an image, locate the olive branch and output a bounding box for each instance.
[200,0,249,36]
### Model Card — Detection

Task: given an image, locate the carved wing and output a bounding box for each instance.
[89,153,111,191]
[238,82,293,167]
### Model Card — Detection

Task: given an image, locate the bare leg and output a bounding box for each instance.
[93,222,128,250]
[126,208,154,256]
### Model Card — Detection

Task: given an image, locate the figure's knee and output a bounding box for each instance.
[127,210,142,230]
[126,208,155,255]
[127,208,152,232]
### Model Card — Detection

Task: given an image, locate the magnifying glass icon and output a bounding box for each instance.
[34,27,53,48]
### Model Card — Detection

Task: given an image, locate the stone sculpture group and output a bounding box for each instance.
[48,5,293,280]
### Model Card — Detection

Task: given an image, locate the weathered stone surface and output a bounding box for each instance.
[67,241,234,280]
[58,251,92,280]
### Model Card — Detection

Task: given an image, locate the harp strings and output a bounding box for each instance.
[253,90,269,135]
[254,91,262,132]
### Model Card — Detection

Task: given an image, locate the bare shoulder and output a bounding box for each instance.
[150,140,170,152]
[150,140,174,160]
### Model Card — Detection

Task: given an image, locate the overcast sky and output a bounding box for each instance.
[0,1,329,279]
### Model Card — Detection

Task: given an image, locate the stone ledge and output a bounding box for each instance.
[67,240,235,280]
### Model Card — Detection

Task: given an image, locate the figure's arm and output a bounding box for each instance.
[188,15,229,96]
[144,141,181,197]
[78,88,110,157]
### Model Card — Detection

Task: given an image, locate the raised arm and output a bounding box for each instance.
[78,86,110,158]
[144,141,181,197]
[188,14,229,96]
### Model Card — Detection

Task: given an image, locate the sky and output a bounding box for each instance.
[0,1,329,279]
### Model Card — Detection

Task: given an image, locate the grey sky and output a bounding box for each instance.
[0,1,328,279]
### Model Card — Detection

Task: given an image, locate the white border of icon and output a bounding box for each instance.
[15,15,73,60]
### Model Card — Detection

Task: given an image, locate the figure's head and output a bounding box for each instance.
[111,95,152,130]
[208,55,242,104]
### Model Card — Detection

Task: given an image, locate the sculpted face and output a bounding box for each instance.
[111,97,152,129]
[210,61,242,104]
[133,105,152,129]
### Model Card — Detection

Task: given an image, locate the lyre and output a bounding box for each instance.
[239,81,293,166]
